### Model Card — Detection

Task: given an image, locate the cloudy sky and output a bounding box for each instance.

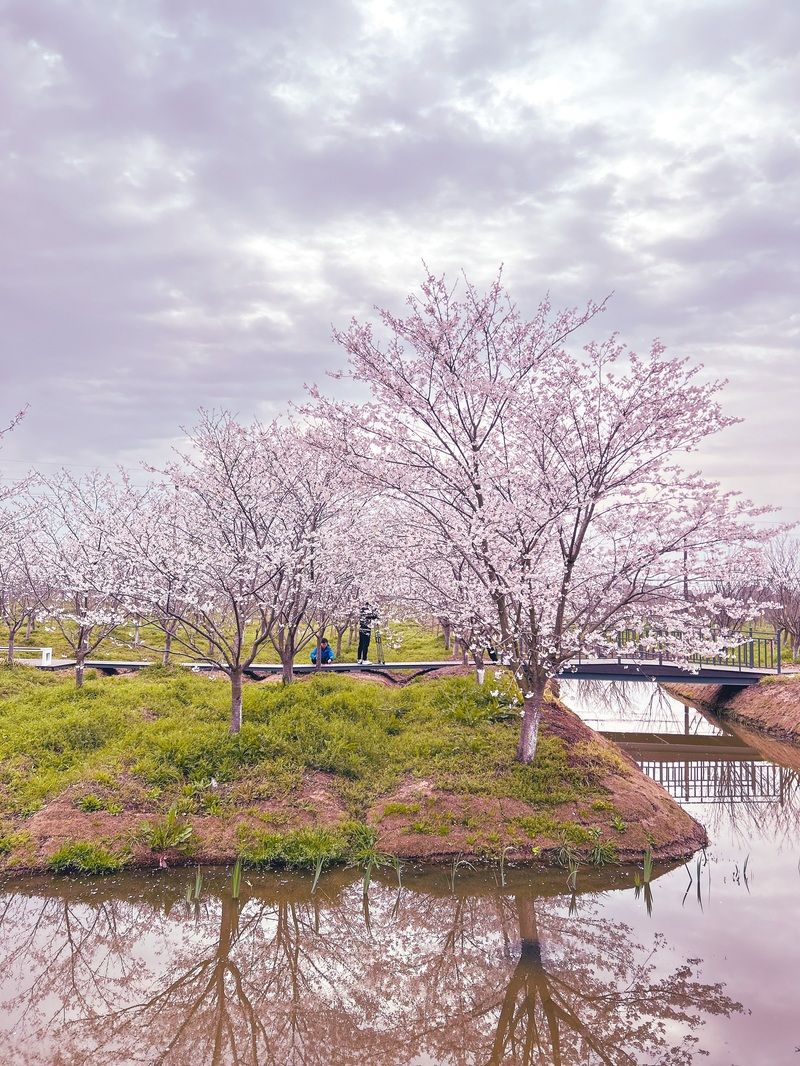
[1,0,798,516]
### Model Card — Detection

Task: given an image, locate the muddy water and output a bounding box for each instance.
[0,682,798,1065]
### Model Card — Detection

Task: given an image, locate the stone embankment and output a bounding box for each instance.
[663,673,800,745]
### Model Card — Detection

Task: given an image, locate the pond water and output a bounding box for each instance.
[0,682,798,1065]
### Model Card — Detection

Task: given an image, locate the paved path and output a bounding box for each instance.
[26,655,776,687]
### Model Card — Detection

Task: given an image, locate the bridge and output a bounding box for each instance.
[553,657,774,686]
[26,655,777,687]
[556,630,780,686]
[604,728,800,806]
[33,654,775,685]
[18,633,781,686]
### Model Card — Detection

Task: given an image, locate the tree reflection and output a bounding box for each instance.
[0,871,744,1065]
[482,894,738,1065]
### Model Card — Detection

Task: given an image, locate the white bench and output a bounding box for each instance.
[0,647,53,665]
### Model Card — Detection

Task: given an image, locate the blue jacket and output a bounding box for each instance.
[310,644,335,664]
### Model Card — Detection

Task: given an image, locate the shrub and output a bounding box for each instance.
[76,793,123,814]
[47,841,128,875]
[139,805,194,852]
[137,663,182,680]
[240,826,347,869]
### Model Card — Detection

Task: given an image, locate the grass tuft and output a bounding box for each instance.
[47,841,128,875]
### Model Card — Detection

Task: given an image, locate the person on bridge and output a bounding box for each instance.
[310,639,335,665]
[357,604,378,664]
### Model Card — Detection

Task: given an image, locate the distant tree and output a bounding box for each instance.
[260,423,372,683]
[29,471,133,687]
[0,407,33,659]
[764,533,800,659]
[0,506,42,663]
[318,269,770,763]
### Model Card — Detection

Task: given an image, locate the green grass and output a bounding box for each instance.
[10,617,453,665]
[238,825,349,869]
[47,841,128,875]
[76,793,124,814]
[0,664,616,870]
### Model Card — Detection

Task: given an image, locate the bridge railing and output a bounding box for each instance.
[640,758,797,804]
[579,627,780,672]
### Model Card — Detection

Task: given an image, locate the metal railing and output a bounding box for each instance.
[640,758,798,805]
[577,627,781,672]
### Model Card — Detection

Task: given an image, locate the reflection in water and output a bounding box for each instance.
[5,680,800,1063]
[564,680,721,736]
[0,872,742,1065]
[564,680,800,845]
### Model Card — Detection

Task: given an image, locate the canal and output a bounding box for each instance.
[0,681,797,1064]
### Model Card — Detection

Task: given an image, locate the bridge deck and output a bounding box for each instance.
[604,730,763,761]
[24,654,775,686]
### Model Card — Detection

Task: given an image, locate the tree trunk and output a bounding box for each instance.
[75,649,86,690]
[487,897,545,1065]
[25,613,34,641]
[516,679,546,764]
[7,630,14,664]
[229,667,243,734]
[335,624,348,659]
[163,628,173,665]
[281,648,295,685]
[473,647,485,685]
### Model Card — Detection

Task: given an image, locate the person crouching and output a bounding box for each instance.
[310,638,335,665]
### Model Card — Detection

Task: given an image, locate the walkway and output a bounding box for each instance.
[26,654,776,687]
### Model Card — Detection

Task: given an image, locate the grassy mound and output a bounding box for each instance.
[0,664,697,874]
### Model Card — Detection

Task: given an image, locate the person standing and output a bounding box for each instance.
[357,605,377,664]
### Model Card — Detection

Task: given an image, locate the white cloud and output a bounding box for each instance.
[0,0,796,518]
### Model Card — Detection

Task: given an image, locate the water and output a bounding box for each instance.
[0,681,798,1064]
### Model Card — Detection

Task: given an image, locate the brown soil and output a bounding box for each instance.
[663,675,800,745]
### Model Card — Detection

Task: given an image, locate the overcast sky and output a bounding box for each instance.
[1,0,798,516]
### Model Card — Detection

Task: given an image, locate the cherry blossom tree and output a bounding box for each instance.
[28,470,135,687]
[259,423,374,683]
[317,269,771,763]
[120,411,375,730]
[0,407,34,659]
[0,505,42,663]
[763,532,800,659]
[117,413,287,731]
